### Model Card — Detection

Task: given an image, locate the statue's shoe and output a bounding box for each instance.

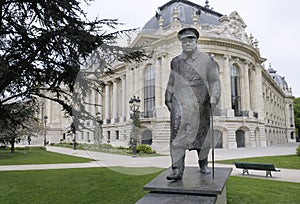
[166,169,183,180]
[200,166,211,174]
[199,159,211,174]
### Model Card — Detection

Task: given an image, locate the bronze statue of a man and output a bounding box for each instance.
[165,27,221,180]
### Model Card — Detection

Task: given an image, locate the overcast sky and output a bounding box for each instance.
[82,0,300,97]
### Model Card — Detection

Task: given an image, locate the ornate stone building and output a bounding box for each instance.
[44,0,296,151]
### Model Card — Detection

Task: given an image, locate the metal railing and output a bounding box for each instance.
[234,110,249,117]
[130,111,156,119]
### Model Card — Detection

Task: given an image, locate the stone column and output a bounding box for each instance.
[121,75,126,122]
[223,55,233,116]
[126,67,133,121]
[104,82,110,124]
[161,52,169,90]
[248,66,254,110]
[155,57,162,107]
[254,64,264,119]
[137,64,143,111]
[97,86,103,115]
[243,62,250,111]
[131,66,136,96]
[238,59,246,111]
[211,54,222,114]
[90,89,96,119]
[161,52,170,118]
[112,78,119,123]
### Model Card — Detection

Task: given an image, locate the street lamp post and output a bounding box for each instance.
[129,96,141,158]
[43,115,48,146]
[71,123,77,150]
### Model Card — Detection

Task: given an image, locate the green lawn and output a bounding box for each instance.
[0,168,299,204]
[227,176,300,204]
[217,154,300,169]
[1,148,299,203]
[0,147,93,165]
[0,167,162,204]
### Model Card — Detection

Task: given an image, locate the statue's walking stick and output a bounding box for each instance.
[211,108,215,179]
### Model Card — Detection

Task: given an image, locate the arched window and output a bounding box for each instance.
[231,65,241,115]
[144,65,155,118]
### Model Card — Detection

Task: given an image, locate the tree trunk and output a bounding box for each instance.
[10,138,15,153]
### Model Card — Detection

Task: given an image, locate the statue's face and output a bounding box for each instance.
[181,37,197,55]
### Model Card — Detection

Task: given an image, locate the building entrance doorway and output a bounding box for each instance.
[236,130,245,148]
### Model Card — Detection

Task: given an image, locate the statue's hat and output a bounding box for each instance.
[177,27,199,41]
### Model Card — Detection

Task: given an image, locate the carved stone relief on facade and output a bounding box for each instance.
[204,11,252,45]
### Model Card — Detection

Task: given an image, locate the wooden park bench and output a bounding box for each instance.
[234,162,281,177]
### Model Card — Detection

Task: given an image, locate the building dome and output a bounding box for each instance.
[142,0,222,33]
[268,64,289,90]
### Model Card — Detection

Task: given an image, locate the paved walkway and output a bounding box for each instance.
[0,143,299,183]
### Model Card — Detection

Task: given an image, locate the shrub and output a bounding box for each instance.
[297,145,300,156]
[136,144,155,154]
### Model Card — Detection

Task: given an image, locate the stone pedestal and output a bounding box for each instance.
[136,167,232,204]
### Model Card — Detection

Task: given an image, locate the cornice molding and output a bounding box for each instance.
[198,37,266,63]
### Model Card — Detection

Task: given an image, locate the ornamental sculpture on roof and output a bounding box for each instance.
[208,11,258,47]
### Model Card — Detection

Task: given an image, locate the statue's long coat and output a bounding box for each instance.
[165,50,221,154]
